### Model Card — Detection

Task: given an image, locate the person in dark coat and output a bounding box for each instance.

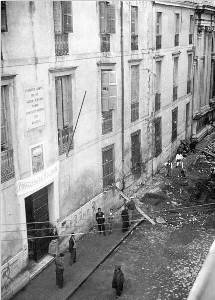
[121,206,130,232]
[112,265,125,297]
[96,208,106,236]
[55,253,64,289]
[69,232,76,265]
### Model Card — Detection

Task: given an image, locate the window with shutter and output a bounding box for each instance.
[53,1,72,56]
[55,76,73,155]
[99,2,107,34]
[1,2,7,32]
[187,54,192,93]
[53,1,63,34]
[131,65,139,122]
[109,71,117,110]
[1,85,15,183]
[154,117,162,157]
[172,107,178,142]
[107,4,115,34]
[131,130,141,176]
[62,1,73,33]
[101,70,116,134]
[173,57,178,86]
[102,145,115,189]
[99,2,115,34]
[156,12,162,50]
[131,6,138,50]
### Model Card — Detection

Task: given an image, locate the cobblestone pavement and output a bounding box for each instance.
[70,222,215,300]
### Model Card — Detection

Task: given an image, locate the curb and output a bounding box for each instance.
[66,218,145,299]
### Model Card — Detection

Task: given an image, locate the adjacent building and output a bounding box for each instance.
[1,1,214,298]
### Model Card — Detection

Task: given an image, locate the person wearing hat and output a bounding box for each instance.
[112,265,125,297]
[69,232,77,265]
[55,253,64,288]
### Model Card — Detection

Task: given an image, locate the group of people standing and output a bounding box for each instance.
[53,205,130,295]
[96,206,130,235]
[164,151,186,178]
[53,232,76,289]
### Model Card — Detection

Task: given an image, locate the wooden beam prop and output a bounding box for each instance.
[116,187,155,225]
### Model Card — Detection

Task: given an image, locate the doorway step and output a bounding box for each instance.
[29,254,54,280]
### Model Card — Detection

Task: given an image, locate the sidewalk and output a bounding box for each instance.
[12,215,143,300]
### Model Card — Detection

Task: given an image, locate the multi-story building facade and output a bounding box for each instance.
[192,3,215,139]
[152,0,196,170]
[1,1,214,298]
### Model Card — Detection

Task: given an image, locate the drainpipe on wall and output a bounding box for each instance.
[120,1,125,190]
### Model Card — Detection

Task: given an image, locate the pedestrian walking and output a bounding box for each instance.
[96,208,106,236]
[164,160,172,177]
[69,232,76,265]
[112,265,125,298]
[107,208,114,234]
[121,206,130,232]
[55,253,64,289]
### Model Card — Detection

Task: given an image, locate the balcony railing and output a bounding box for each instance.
[173,86,178,101]
[58,126,73,155]
[102,110,113,135]
[156,35,162,50]
[131,35,138,51]
[155,93,161,112]
[189,33,193,45]
[55,33,69,56]
[1,149,15,183]
[187,79,192,94]
[175,34,179,46]
[101,34,110,52]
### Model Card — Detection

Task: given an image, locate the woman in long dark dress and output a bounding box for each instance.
[121,207,130,232]
[55,253,64,288]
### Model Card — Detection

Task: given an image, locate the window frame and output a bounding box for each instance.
[131,64,140,122]
[100,69,117,135]
[1,78,16,184]
[172,107,178,142]
[102,144,115,189]
[154,117,162,157]
[49,67,77,157]
[156,12,162,50]
[131,129,141,175]
[131,6,138,51]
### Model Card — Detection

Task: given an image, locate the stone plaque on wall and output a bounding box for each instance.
[25,85,45,130]
[31,144,44,174]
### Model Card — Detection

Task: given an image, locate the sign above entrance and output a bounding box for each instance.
[16,162,59,196]
[25,85,45,130]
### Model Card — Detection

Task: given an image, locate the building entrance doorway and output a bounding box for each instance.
[25,186,54,261]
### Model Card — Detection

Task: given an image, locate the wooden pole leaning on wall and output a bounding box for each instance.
[66,91,87,157]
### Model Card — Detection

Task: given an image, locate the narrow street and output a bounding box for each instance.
[71,133,215,300]
[70,222,215,300]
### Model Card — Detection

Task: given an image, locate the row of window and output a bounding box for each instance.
[1,2,195,56]
[154,103,190,157]
[156,12,194,50]
[102,129,141,188]
[155,53,193,112]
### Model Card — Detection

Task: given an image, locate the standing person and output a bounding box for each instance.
[164,160,172,177]
[121,206,130,232]
[96,208,106,236]
[176,152,184,168]
[112,265,125,297]
[107,208,114,234]
[69,232,76,265]
[55,253,64,289]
